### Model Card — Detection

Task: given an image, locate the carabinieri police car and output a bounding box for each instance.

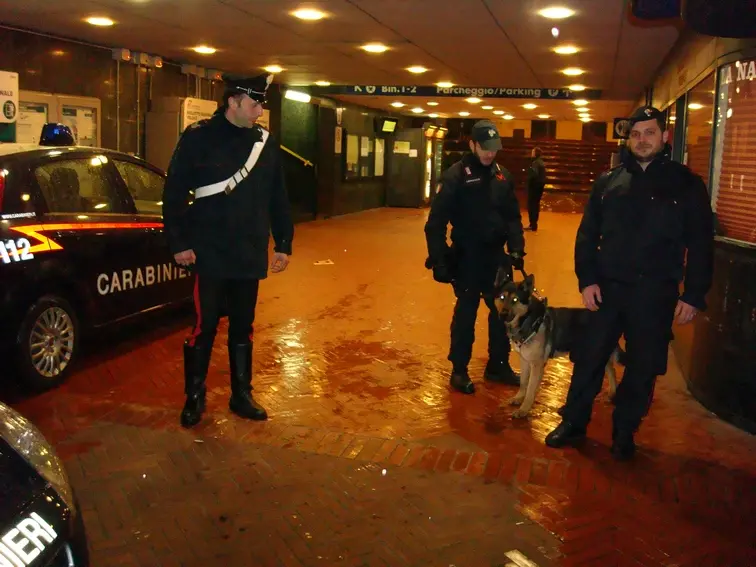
[0,401,89,566]
[0,124,193,390]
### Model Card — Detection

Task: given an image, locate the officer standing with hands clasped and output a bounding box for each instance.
[545,106,714,459]
[162,72,294,428]
[425,120,526,394]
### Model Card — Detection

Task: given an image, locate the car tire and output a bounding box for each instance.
[15,295,80,391]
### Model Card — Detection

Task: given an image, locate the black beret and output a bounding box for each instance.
[628,105,664,125]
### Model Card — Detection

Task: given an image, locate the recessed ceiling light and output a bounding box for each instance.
[572,99,588,106]
[429,113,439,118]
[315,80,331,86]
[436,81,454,88]
[580,116,591,122]
[482,105,494,110]
[551,27,560,37]
[538,6,575,19]
[391,102,405,108]
[407,66,428,74]
[493,110,505,115]
[562,67,584,76]
[85,16,114,26]
[568,84,586,91]
[291,8,326,20]
[553,45,579,55]
[192,45,216,54]
[361,43,389,53]
[579,113,590,118]
[538,114,550,119]
[411,107,424,114]
[523,103,537,109]
[688,103,704,110]
[466,97,482,104]
[264,65,284,73]
[427,101,439,106]
[503,114,514,120]
[459,111,470,116]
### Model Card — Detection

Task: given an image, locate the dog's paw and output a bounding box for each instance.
[512,408,530,419]
[508,396,524,406]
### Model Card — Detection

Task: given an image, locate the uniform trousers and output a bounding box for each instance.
[186,275,260,350]
[561,279,678,432]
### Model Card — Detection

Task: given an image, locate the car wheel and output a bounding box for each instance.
[16,295,80,390]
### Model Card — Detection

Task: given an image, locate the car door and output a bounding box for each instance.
[111,157,194,309]
[29,151,157,325]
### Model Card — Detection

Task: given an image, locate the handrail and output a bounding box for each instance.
[281,145,314,168]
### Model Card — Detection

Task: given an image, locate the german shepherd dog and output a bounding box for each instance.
[492,267,625,418]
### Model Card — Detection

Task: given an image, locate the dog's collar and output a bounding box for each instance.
[510,298,548,345]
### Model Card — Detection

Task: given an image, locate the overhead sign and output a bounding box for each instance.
[0,70,19,124]
[309,84,601,100]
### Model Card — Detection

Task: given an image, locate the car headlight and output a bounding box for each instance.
[0,403,75,513]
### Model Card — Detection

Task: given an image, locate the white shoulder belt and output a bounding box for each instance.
[194,128,270,199]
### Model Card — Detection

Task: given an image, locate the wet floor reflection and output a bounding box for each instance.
[9,207,756,488]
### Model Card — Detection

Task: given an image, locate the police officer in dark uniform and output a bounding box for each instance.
[161,72,294,428]
[425,120,526,394]
[545,106,714,459]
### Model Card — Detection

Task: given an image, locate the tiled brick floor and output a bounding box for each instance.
[6,204,756,566]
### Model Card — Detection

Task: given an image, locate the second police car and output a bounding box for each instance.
[0,401,89,566]
[0,124,193,390]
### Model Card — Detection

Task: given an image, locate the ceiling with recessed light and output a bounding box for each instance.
[0,0,681,122]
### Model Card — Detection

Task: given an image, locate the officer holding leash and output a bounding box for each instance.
[425,120,526,394]
[162,72,294,428]
[545,106,714,459]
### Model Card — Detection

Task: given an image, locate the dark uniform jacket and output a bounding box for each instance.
[161,110,294,279]
[425,153,525,289]
[574,146,714,310]
[527,157,546,188]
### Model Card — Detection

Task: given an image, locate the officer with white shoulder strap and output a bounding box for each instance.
[161,72,294,428]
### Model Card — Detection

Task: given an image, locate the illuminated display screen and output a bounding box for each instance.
[380,119,397,133]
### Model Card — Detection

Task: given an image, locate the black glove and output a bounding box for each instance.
[432,263,455,284]
[510,252,525,271]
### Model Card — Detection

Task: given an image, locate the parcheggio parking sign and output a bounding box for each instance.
[0,71,19,124]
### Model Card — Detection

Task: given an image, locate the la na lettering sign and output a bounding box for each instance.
[722,59,756,85]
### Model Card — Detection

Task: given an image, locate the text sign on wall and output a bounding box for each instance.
[309,84,602,100]
[181,97,217,131]
[613,117,631,139]
[0,70,19,124]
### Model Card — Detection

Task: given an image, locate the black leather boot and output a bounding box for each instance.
[228,343,268,421]
[611,428,636,461]
[545,420,587,448]
[180,341,210,428]
[450,368,475,394]
[483,359,520,385]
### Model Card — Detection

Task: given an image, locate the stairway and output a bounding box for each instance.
[442,137,621,194]
[498,138,620,193]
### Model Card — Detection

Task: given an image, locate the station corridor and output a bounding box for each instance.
[9,206,756,567]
